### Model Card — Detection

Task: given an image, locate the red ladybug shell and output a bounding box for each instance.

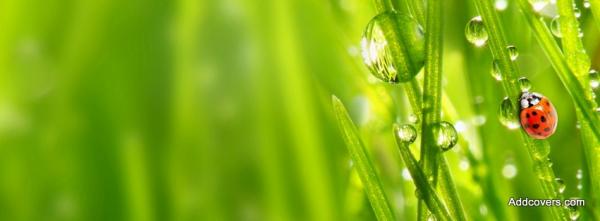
[519,92,557,139]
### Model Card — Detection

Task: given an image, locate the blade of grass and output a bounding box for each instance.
[514,0,600,141]
[555,0,600,218]
[590,0,600,30]
[472,0,570,219]
[417,0,446,220]
[332,95,396,221]
[393,125,452,221]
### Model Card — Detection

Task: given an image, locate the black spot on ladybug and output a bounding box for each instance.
[533,124,540,129]
[532,111,537,116]
[545,102,550,107]
[541,116,546,122]
[544,127,550,132]
[537,132,542,135]
[526,113,530,118]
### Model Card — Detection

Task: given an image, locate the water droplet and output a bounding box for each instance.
[547,157,554,167]
[518,77,532,92]
[491,60,502,81]
[434,121,458,151]
[414,189,423,199]
[584,0,591,8]
[530,0,550,11]
[576,169,582,179]
[595,107,600,113]
[589,69,599,88]
[551,16,562,38]
[479,204,489,215]
[402,168,412,181]
[465,16,488,47]
[507,45,519,60]
[568,204,580,220]
[574,7,581,18]
[427,214,437,221]
[361,11,424,83]
[502,163,518,179]
[555,177,566,194]
[577,184,582,190]
[396,124,418,144]
[578,28,584,37]
[408,113,419,123]
[499,97,520,130]
[496,0,508,10]
[576,121,581,129]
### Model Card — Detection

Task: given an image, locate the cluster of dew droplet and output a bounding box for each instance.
[359,11,460,152]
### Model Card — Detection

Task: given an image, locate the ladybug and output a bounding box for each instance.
[519,92,558,139]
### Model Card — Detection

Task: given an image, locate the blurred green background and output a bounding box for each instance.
[0,0,598,220]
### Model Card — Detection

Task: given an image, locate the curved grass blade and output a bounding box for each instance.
[393,124,452,221]
[332,95,396,221]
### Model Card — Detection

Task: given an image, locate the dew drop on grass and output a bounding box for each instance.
[551,16,562,38]
[479,204,489,215]
[576,169,582,179]
[408,113,419,123]
[507,45,519,61]
[574,7,582,18]
[414,189,423,199]
[396,124,417,144]
[547,157,554,167]
[530,0,550,11]
[495,0,508,11]
[401,168,412,181]
[518,77,531,92]
[584,0,591,8]
[502,163,518,179]
[361,11,424,83]
[589,69,599,88]
[465,16,488,47]
[434,121,458,151]
[491,60,502,81]
[555,177,566,194]
[568,204,580,220]
[499,97,520,130]
[427,214,437,221]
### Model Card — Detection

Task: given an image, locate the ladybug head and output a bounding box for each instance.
[519,92,543,109]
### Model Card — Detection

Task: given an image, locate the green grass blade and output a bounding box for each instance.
[417,0,445,219]
[393,125,452,221]
[555,0,600,217]
[590,0,600,30]
[515,0,600,141]
[332,95,396,221]
[473,0,570,219]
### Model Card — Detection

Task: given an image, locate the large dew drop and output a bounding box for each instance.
[518,77,531,92]
[361,11,424,83]
[434,121,458,151]
[584,0,591,8]
[499,97,520,130]
[396,124,417,144]
[507,45,519,61]
[551,16,562,38]
[465,16,488,47]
